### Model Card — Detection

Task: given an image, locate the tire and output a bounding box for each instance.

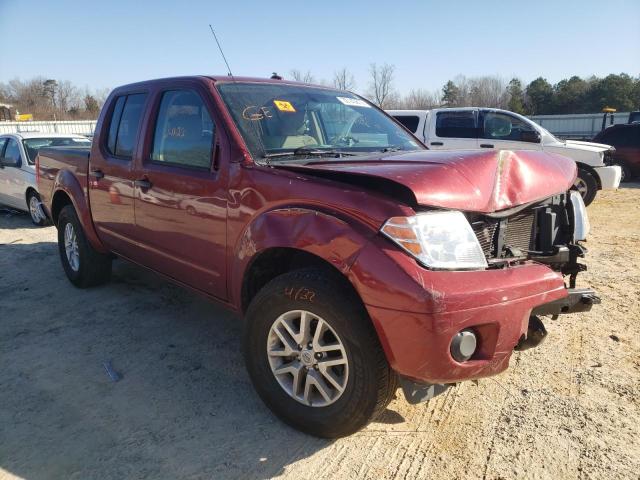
[614,162,632,183]
[27,190,48,226]
[243,268,397,438]
[57,205,112,288]
[573,168,598,206]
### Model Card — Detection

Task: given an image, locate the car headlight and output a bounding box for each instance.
[569,191,590,241]
[380,210,488,270]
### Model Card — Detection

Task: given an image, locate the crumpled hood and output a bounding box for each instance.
[564,139,613,152]
[278,149,577,213]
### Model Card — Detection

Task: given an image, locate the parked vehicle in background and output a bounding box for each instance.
[593,123,640,181]
[0,132,91,224]
[38,76,597,438]
[388,108,621,206]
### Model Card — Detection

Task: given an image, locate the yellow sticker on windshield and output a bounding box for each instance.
[273,100,296,112]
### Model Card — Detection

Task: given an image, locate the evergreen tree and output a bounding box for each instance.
[507,78,525,114]
[442,80,460,106]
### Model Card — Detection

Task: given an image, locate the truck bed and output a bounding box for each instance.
[36,146,91,220]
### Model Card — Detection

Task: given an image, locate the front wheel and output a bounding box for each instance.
[614,162,632,183]
[574,168,598,206]
[243,268,397,438]
[57,205,112,288]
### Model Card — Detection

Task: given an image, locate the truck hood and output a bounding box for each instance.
[564,139,613,152]
[277,150,576,213]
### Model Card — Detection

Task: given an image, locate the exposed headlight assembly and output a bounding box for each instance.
[381,210,488,270]
[569,191,590,241]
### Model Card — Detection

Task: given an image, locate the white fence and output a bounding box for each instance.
[0,120,97,135]
[529,112,631,140]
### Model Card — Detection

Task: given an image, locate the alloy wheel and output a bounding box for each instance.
[266,310,349,407]
[64,223,80,272]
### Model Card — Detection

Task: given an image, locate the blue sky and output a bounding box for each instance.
[1,0,638,95]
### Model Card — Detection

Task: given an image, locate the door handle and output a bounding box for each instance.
[480,144,494,148]
[430,141,444,146]
[89,169,104,179]
[134,178,152,189]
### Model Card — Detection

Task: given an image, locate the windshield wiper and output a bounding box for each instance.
[262,147,358,159]
[380,146,405,153]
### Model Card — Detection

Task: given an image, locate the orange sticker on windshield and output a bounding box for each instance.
[273,100,296,112]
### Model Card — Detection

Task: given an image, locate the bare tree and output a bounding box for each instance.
[1,77,110,120]
[290,69,315,84]
[367,63,395,108]
[333,68,356,91]
[403,88,440,109]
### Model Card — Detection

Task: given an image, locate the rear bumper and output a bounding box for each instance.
[349,241,571,384]
[594,165,621,190]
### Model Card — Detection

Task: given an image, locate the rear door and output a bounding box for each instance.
[427,109,479,149]
[132,85,228,300]
[479,110,543,152]
[88,92,148,258]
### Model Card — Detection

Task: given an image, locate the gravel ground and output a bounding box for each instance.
[1,185,638,480]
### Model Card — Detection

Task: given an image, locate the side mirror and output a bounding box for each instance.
[0,156,20,168]
[521,130,541,143]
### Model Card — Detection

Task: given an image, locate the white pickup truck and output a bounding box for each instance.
[387,108,621,205]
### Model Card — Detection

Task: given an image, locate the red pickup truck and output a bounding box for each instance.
[37,75,598,438]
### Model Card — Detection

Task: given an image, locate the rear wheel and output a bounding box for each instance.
[27,191,48,226]
[243,268,397,438]
[57,205,112,288]
[574,168,598,206]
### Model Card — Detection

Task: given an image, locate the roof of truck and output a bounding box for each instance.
[112,75,337,92]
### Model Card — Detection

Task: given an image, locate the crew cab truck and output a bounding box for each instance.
[37,76,598,438]
[388,108,621,206]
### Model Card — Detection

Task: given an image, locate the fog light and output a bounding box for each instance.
[450,329,477,362]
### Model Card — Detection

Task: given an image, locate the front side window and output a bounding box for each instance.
[482,112,536,142]
[217,82,422,162]
[150,90,215,169]
[435,111,477,138]
[105,93,147,158]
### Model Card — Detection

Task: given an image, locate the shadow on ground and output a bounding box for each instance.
[0,227,345,479]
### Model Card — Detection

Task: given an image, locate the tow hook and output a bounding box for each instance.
[514,315,547,351]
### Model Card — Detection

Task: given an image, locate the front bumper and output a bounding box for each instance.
[349,240,579,385]
[594,165,622,190]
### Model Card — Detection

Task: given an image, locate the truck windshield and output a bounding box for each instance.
[22,137,91,164]
[217,82,423,161]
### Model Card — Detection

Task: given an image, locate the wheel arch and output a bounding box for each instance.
[576,162,602,190]
[233,208,372,314]
[49,171,108,253]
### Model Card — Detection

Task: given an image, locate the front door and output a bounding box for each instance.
[88,92,147,258]
[133,88,228,299]
[0,138,26,209]
[479,110,543,152]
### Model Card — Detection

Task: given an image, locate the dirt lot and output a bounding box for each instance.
[1,186,639,480]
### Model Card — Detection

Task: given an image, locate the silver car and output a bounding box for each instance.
[0,132,91,225]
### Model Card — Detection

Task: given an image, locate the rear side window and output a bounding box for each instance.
[150,90,215,170]
[106,93,147,158]
[601,127,637,147]
[435,111,477,138]
[393,115,420,133]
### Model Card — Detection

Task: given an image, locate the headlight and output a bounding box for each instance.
[569,191,590,241]
[380,211,488,270]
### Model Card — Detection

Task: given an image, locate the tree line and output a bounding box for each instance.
[1,69,638,121]
[296,66,639,115]
[0,77,109,121]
